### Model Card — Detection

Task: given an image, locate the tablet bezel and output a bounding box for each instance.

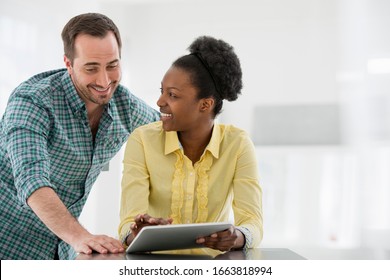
[126,222,232,253]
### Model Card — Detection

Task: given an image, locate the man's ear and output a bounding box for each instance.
[200,98,215,112]
[64,55,72,74]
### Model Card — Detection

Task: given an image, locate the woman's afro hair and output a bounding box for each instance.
[188,36,242,101]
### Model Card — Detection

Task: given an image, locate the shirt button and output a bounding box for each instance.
[187,195,192,200]
[190,172,194,176]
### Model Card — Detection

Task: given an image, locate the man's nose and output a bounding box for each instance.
[96,70,110,87]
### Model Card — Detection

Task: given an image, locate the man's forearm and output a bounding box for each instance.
[27,186,89,245]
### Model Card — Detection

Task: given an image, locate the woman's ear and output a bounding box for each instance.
[200,98,215,112]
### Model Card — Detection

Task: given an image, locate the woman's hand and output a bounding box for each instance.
[126,213,173,245]
[195,226,245,251]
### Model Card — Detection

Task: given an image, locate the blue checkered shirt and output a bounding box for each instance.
[0,69,159,259]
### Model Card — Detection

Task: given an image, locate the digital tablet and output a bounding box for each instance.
[126,222,232,253]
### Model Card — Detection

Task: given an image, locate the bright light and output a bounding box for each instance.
[367,58,390,74]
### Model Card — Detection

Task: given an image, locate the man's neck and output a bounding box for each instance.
[86,104,105,139]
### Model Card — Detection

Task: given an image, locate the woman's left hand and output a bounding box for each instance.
[196,226,245,251]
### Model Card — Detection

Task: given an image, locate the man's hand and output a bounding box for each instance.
[70,233,124,254]
[27,187,124,255]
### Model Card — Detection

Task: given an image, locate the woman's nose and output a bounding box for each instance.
[156,93,166,108]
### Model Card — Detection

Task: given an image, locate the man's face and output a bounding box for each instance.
[64,31,121,108]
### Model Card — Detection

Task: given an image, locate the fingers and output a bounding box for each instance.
[75,235,125,255]
[196,226,238,251]
[78,244,93,255]
[152,217,173,225]
[134,213,173,226]
[131,214,173,240]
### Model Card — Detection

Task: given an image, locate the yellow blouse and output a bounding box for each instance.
[119,121,263,248]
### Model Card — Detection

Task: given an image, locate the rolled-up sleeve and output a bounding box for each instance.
[4,96,54,205]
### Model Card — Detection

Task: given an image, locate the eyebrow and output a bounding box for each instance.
[161,85,181,91]
[161,82,180,91]
[167,86,180,91]
[84,59,120,67]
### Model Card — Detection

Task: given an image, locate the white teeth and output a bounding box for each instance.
[92,86,109,92]
[161,113,172,117]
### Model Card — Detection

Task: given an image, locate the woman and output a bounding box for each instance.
[119,36,262,251]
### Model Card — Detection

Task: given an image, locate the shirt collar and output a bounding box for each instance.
[164,131,181,155]
[164,124,221,159]
[207,124,221,159]
[62,71,86,115]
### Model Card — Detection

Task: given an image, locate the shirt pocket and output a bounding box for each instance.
[98,133,129,165]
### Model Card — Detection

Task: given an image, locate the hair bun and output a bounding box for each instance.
[188,36,242,101]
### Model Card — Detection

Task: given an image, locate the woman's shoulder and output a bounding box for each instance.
[216,123,249,138]
[215,123,254,148]
[132,121,163,137]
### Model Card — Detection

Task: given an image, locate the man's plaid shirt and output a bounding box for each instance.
[0,69,159,259]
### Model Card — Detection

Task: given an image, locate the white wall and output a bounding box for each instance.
[106,0,341,133]
[1,0,390,258]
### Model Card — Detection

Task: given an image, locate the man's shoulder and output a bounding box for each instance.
[111,85,138,108]
[14,69,67,98]
[113,85,145,105]
[5,69,67,111]
[111,85,159,123]
[25,69,67,85]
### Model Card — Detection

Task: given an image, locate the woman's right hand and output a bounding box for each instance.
[126,213,173,245]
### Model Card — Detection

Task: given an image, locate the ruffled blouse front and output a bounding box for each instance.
[119,121,263,249]
[170,148,213,224]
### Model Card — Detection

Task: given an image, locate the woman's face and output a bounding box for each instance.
[157,66,209,132]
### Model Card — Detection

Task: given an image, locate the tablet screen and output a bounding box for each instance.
[126,222,232,253]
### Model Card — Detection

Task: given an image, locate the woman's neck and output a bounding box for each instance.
[178,121,214,164]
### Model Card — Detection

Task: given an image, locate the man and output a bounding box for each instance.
[0,13,159,259]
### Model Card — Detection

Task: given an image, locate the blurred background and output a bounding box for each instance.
[1,0,390,259]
